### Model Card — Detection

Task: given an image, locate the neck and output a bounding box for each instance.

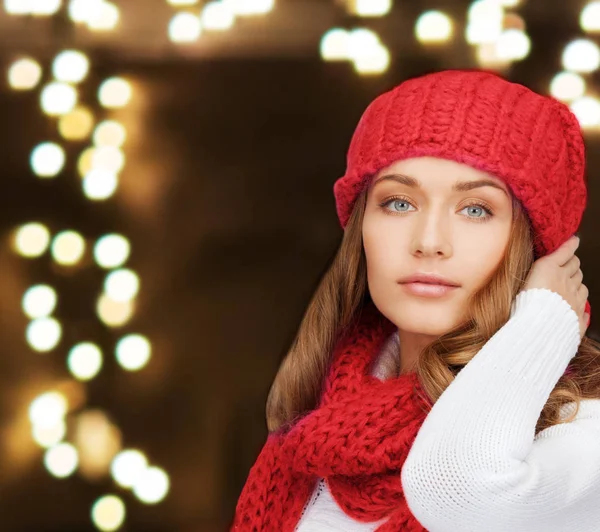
[397,329,436,374]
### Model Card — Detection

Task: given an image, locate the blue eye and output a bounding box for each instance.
[379,197,494,222]
[390,199,413,212]
[462,205,487,218]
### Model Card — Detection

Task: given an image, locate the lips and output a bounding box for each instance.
[398,273,460,287]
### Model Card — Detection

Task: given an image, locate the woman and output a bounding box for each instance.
[230,69,600,531]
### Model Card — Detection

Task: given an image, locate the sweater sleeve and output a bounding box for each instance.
[400,288,600,532]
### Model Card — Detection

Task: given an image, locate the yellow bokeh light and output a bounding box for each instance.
[30,142,66,178]
[44,442,79,478]
[97,294,134,327]
[58,106,94,141]
[111,449,148,488]
[132,466,170,504]
[13,222,51,257]
[92,146,125,173]
[91,495,126,532]
[349,0,392,17]
[7,57,42,90]
[74,410,122,479]
[78,147,95,177]
[115,334,151,371]
[40,81,78,116]
[83,169,119,200]
[26,317,62,352]
[93,121,127,147]
[68,342,103,381]
[98,77,132,108]
[168,12,202,43]
[94,234,131,269]
[22,284,58,319]
[51,230,86,266]
[415,10,454,44]
[52,50,90,83]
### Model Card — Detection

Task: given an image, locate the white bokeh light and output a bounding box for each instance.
[83,169,119,200]
[52,50,90,83]
[98,77,132,108]
[29,392,68,428]
[320,29,350,61]
[550,72,586,102]
[562,39,600,73]
[26,317,62,352]
[168,11,202,42]
[581,1,600,32]
[30,142,66,178]
[570,96,600,128]
[40,81,78,116]
[68,342,103,381]
[115,334,151,371]
[44,443,79,478]
[104,269,140,302]
[22,285,58,319]
[94,234,131,269]
[111,450,148,488]
[495,29,531,61]
[51,230,86,266]
[132,466,170,504]
[201,1,235,30]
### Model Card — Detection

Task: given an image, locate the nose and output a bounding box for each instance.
[410,211,452,258]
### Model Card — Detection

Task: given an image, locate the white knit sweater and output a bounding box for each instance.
[295,288,600,532]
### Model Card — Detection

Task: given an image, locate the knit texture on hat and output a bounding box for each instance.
[333,68,590,317]
[230,302,430,532]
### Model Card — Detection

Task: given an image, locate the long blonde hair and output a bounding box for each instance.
[266,186,600,435]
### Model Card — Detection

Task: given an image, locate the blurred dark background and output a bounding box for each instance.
[0,0,599,530]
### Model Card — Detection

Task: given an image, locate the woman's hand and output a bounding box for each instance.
[523,235,589,339]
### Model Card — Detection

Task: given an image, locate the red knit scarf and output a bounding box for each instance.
[231,303,431,531]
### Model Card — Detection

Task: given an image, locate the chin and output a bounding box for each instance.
[378,301,465,337]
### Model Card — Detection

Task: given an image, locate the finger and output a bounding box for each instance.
[551,236,580,266]
[564,255,581,277]
[571,269,583,285]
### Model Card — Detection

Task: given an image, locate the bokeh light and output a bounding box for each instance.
[29,392,68,428]
[104,269,140,302]
[320,29,350,61]
[68,343,103,381]
[51,230,86,266]
[40,82,78,116]
[7,57,42,90]
[91,495,126,532]
[58,106,95,140]
[26,317,62,352]
[30,0,62,16]
[581,1,600,32]
[550,72,586,102]
[111,450,148,488]
[44,443,79,478]
[87,1,120,31]
[13,223,51,257]
[168,11,202,42]
[132,466,170,504]
[94,234,131,269]
[93,121,127,147]
[83,169,119,200]
[562,38,600,73]
[97,294,134,327]
[115,334,151,371]
[32,419,67,448]
[201,1,235,30]
[22,285,58,319]
[570,95,600,128]
[349,0,392,17]
[30,142,66,178]
[52,50,90,83]
[98,77,132,108]
[415,10,453,44]
[495,29,531,61]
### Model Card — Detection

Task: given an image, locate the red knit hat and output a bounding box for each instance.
[333,69,591,319]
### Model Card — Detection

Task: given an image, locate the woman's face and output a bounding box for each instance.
[362,156,514,338]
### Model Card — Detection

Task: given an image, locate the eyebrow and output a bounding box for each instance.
[374,173,509,197]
